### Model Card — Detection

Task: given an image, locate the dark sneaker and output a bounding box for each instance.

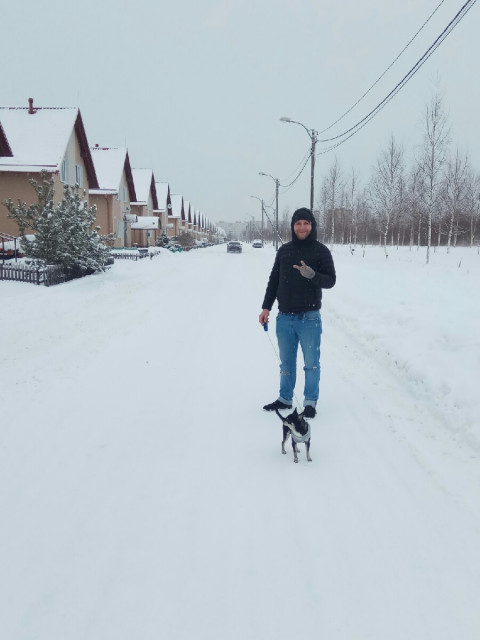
[263,400,292,411]
[303,406,316,418]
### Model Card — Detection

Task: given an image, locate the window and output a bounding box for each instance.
[75,164,83,187]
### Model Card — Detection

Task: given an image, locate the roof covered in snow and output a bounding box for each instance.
[154,182,170,212]
[130,216,159,230]
[182,200,190,222]
[131,168,158,209]
[0,104,98,187]
[89,147,136,201]
[0,121,13,157]
[170,194,183,219]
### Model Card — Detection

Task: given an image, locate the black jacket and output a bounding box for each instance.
[262,223,336,313]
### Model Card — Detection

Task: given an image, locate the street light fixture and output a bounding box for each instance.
[259,172,280,250]
[280,117,318,213]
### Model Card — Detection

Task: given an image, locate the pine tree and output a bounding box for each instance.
[4,172,113,279]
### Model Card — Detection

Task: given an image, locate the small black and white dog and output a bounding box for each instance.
[275,408,312,463]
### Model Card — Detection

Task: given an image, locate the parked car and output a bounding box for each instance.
[252,239,263,248]
[227,241,242,253]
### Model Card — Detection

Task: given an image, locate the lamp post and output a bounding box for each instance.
[259,172,280,250]
[250,195,264,244]
[280,117,317,213]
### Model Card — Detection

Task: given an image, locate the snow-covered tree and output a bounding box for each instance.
[4,173,112,278]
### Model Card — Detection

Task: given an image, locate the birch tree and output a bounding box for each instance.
[442,149,471,252]
[369,136,404,257]
[324,157,343,247]
[418,94,450,263]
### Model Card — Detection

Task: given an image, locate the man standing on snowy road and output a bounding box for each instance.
[259,208,336,418]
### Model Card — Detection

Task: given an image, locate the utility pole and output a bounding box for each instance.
[250,195,265,245]
[261,198,264,243]
[281,117,318,214]
[274,178,279,250]
[309,129,317,213]
[259,173,280,250]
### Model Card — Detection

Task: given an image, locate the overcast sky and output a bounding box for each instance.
[1,0,478,224]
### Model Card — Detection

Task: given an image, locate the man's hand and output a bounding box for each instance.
[259,309,270,326]
[293,260,315,279]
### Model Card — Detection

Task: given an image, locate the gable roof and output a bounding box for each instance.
[182,200,190,222]
[0,104,98,187]
[131,168,158,209]
[170,194,183,219]
[0,122,12,157]
[89,146,136,201]
[154,182,170,212]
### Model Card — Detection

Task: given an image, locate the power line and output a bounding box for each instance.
[280,151,312,191]
[317,0,477,148]
[318,0,447,136]
[260,0,476,205]
[279,148,311,184]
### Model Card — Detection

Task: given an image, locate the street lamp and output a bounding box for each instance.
[250,195,264,244]
[280,117,317,213]
[259,172,280,250]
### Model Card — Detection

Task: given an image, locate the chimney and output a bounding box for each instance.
[28,98,35,114]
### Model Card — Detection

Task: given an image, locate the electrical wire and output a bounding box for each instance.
[279,148,312,184]
[318,0,447,135]
[317,0,477,147]
[280,151,312,192]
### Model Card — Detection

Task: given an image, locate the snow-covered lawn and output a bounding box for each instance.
[1,243,479,639]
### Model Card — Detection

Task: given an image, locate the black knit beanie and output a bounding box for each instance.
[291,208,315,225]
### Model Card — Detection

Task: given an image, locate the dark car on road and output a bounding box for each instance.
[227,241,242,253]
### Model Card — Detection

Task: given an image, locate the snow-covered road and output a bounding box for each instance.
[1,244,479,639]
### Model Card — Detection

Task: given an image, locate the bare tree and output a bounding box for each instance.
[417,93,450,263]
[466,172,480,248]
[404,165,424,249]
[345,167,360,247]
[369,136,405,258]
[324,157,343,247]
[442,149,472,252]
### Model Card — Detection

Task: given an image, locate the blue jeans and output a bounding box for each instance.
[275,310,322,407]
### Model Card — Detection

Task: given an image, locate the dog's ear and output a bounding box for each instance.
[292,408,298,417]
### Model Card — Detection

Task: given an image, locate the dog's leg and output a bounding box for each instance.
[292,438,298,463]
[282,425,289,455]
[305,439,312,462]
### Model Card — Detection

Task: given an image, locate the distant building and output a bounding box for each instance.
[217,220,249,240]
